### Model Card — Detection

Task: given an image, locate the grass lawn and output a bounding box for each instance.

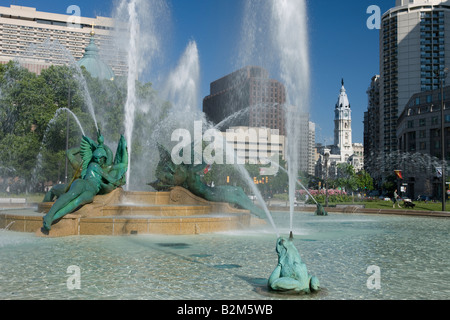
[332,199,448,212]
[0,192,45,203]
[2,193,449,212]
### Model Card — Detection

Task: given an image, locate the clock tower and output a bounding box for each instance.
[334,79,353,162]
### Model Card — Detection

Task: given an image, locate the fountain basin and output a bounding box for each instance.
[1,187,263,237]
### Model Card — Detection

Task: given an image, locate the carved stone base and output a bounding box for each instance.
[1,187,265,237]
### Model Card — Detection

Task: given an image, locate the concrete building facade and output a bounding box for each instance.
[380,0,450,165]
[220,126,286,165]
[396,85,450,198]
[0,5,126,75]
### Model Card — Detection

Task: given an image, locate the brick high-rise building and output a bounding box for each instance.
[203,66,287,135]
[203,66,315,174]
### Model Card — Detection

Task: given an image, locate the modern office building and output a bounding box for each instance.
[364,75,381,178]
[397,85,450,198]
[308,121,317,176]
[0,5,126,75]
[380,0,450,163]
[203,66,287,136]
[220,126,286,164]
[203,66,316,175]
[291,111,314,176]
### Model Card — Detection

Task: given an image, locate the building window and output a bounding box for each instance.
[420,142,427,150]
[408,120,414,128]
[419,119,426,127]
[408,131,416,140]
[432,129,440,137]
[419,130,426,138]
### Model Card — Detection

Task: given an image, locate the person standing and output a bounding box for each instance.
[393,189,402,208]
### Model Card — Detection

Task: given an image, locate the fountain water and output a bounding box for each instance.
[271,0,310,232]
[4,0,300,238]
[52,108,86,136]
[238,0,310,232]
[114,0,169,190]
[122,0,139,190]
[30,108,86,188]
[19,38,99,131]
[161,41,200,115]
[221,135,280,237]
[262,158,319,206]
[213,103,280,131]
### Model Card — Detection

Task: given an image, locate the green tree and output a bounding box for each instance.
[335,163,358,193]
[356,170,374,193]
[0,133,41,186]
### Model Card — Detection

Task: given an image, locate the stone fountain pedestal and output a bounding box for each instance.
[0,187,264,237]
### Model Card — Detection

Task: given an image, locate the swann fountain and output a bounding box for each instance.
[1,0,328,297]
[2,0,450,300]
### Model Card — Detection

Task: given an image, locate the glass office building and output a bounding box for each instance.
[380,0,450,161]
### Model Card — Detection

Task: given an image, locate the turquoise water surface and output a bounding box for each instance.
[1,211,449,300]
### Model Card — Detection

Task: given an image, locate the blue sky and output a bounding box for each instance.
[3,0,395,144]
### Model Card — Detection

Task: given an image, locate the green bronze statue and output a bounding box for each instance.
[315,203,328,216]
[149,143,266,219]
[42,130,128,231]
[43,183,67,203]
[268,233,320,294]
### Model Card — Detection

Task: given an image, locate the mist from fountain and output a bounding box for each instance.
[213,103,280,131]
[237,0,310,232]
[220,135,280,237]
[113,0,170,190]
[142,39,204,187]
[161,41,200,115]
[17,1,299,234]
[271,160,319,205]
[272,0,310,232]
[19,38,99,132]
[121,0,139,190]
[366,150,444,197]
[54,108,86,136]
[30,108,86,188]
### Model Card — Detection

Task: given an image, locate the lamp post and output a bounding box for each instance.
[324,151,330,208]
[435,67,449,211]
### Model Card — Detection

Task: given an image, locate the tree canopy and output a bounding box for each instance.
[0,61,165,192]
